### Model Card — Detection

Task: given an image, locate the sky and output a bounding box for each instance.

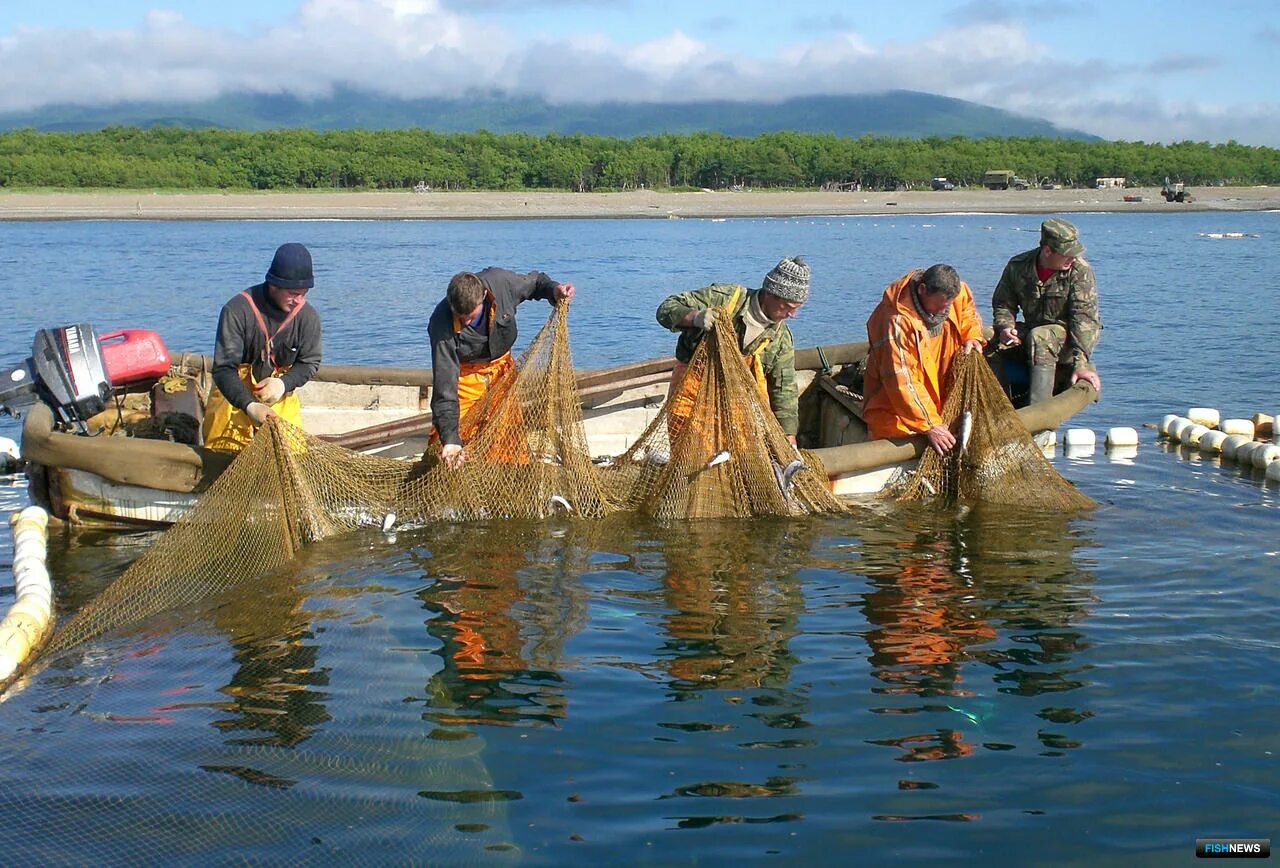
[0,0,1277,146]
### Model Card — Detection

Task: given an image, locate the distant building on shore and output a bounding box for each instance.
[1095,177,1126,189]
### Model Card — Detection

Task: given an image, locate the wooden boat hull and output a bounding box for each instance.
[20,342,1095,527]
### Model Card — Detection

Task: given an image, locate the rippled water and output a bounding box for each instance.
[0,211,1276,864]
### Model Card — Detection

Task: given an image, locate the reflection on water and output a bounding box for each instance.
[655,518,813,692]
[856,504,1097,765]
[207,570,332,750]
[411,521,591,729]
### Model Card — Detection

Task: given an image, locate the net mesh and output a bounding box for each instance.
[599,306,846,520]
[42,303,845,663]
[890,352,1095,510]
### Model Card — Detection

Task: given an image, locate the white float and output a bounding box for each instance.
[0,507,54,685]
[1219,435,1252,462]
[1219,419,1255,438]
[1187,407,1220,428]
[1166,417,1192,441]
[1106,427,1139,448]
[1158,414,1178,436]
[1198,430,1230,455]
[1234,441,1263,467]
[1180,424,1210,447]
[1267,460,1280,483]
[1064,428,1096,448]
[0,436,20,473]
[1252,444,1280,470]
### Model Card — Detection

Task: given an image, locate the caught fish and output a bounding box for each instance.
[548,495,573,513]
[771,458,806,499]
[381,512,397,533]
[705,450,732,469]
[957,411,972,456]
[920,477,937,496]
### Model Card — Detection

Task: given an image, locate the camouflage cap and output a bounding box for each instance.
[1040,218,1084,257]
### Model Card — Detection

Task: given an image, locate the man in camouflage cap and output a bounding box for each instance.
[991,217,1102,404]
[656,256,810,444]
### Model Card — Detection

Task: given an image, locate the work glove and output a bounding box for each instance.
[690,308,718,331]
[254,376,287,406]
[245,402,275,426]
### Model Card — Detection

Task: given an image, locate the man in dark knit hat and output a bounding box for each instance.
[656,255,810,445]
[202,242,323,452]
[991,217,1102,404]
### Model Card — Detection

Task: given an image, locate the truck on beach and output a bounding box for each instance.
[982,170,1029,191]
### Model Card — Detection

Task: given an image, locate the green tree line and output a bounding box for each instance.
[1,127,1277,191]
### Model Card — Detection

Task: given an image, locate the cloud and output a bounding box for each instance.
[0,0,1275,145]
[1145,54,1218,75]
[1056,97,1280,147]
[946,0,1081,27]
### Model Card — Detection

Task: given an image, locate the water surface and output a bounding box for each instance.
[0,212,1276,864]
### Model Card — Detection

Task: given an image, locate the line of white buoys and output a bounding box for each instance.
[1106,427,1139,447]
[1153,407,1280,481]
[0,507,54,687]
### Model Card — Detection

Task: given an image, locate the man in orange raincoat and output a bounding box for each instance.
[862,264,985,455]
[428,268,575,469]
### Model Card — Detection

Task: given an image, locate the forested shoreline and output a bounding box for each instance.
[2,127,1277,192]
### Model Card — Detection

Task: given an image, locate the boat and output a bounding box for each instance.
[12,330,1095,528]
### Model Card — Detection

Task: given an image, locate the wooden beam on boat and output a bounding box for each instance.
[812,380,1097,476]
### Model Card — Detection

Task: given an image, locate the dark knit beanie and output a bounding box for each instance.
[265,243,315,289]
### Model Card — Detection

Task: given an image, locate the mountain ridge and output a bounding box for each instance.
[0,89,1098,140]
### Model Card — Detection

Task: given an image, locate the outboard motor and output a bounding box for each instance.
[0,324,170,433]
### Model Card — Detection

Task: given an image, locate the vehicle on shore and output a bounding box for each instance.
[7,326,1095,528]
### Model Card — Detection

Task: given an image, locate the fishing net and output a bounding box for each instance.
[600,305,846,520]
[41,302,843,663]
[891,353,1094,510]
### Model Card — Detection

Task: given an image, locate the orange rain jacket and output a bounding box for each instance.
[862,271,986,439]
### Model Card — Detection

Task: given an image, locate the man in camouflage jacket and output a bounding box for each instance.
[656,256,810,443]
[991,217,1103,403]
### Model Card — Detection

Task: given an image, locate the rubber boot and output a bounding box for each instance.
[1028,364,1056,405]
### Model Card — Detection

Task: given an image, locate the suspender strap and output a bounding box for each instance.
[240,289,305,370]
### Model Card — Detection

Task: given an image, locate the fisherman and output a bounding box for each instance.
[203,242,323,453]
[655,256,810,445]
[429,267,575,469]
[990,217,1103,404]
[863,264,985,455]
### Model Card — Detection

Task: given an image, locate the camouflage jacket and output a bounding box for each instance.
[992,248,1102,371]
[655,283,799,434]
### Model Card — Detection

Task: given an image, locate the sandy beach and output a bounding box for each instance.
[1,185,1277,221]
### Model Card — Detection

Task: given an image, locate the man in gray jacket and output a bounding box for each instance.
[428,267,575,469]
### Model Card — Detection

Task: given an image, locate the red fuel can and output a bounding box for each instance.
[98,329,172,388]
